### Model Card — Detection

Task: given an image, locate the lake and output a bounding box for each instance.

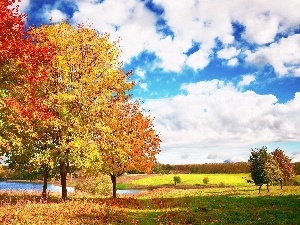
[0,181,74,192]
[0,181,142,195]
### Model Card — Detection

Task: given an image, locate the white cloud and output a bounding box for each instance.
[185,49,210,70]
[145,80,300,163]
[246,34,300,77]
[135,68,146,79]
[227,58,238,66]
[15,0,30,13]
[45,9,67,23]
[237,74,256,88]
[241,11,279,44]
[217,47,240,60]
[139,83,148,91]
[67,0,300,74]
[73,0,160,64]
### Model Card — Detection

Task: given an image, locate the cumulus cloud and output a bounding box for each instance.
[44,8,67,23]
[237,74,256,88]
[217,47,240,60]
[64,0,300,75]
[139,83,148,91]
[227,58,238,66]
[145,80,300,163]
[135,68,146,79]
[246,34,300,76]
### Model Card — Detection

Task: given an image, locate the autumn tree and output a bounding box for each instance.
[271,148,296,189]
[30,22,133,200]
[0,0,56,198]
[249,146,282,193]
[86,99,161,198]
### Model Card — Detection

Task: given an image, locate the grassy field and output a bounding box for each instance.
[0,174,299,225]
[130,173,252,187]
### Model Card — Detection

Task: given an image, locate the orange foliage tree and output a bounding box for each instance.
[0,0,55,198]
[271,148,296,189]
[87,99,161,198]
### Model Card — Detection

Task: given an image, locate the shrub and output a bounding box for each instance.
[75,174,112,196]
[173,176,181,185]
[203,177,209,184]
[219,182,226,187]
[293,180,300,186]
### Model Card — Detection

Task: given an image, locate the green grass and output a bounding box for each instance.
[132,173,251,186]
[131,186,300,225]
[117,183,130,190]
[296,175,300,182]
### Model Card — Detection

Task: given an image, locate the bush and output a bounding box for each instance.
[293,180,300,186]
[173,176,181,185]
[219,182,226,187]
[203,177,209,184]
[75,174,112,196]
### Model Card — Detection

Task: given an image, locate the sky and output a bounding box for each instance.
[16,0,300,164]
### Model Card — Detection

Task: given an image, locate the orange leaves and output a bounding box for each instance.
[91,98,161,178]
[0,193,131,225]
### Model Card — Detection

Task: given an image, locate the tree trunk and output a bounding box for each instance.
[60,161,68,201]
[42,166,49,199]
[280,180,283,190]
[267,183,269,192]
[111,174,117,198]
[258,185,262,193]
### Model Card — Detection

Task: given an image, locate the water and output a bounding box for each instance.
[116,189,142,195]
[0,181,74,193]
[0,181,142,195]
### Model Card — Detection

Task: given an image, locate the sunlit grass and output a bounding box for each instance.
[132,173,251,186]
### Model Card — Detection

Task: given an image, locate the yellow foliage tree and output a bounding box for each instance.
[31,22,133,200]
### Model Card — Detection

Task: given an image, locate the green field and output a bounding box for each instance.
[131,173,252,186]
[0,174,299,224]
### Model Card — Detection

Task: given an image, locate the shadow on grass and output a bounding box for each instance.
[1,190,299,225]
[72,193,300,225]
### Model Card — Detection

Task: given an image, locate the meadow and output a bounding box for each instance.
[0,174,299,225]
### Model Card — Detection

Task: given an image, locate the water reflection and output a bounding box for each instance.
[116,189,142,195]
[0,181,74,192]
[0,181,142,195]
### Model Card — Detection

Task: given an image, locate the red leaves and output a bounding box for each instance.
[0,0,55,126]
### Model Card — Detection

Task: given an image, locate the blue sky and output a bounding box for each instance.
[17,0,300,164]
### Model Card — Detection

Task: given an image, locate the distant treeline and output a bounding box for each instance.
[152,162,300,174]
[1,162,300,180]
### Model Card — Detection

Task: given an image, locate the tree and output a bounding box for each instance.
[86,99,161,198]
[173,176,181,185]
[30,22,133,200]
[0,0,55,199]
[249,146,282,193]
[271,148,296,189]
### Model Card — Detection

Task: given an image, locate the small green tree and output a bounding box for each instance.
[249,146,282,193]
[173,176,181,185]
[203,177,209,184]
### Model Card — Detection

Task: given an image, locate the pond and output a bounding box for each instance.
[116,189,142,195]
[0,181,74,193]
[0,181,142,195]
